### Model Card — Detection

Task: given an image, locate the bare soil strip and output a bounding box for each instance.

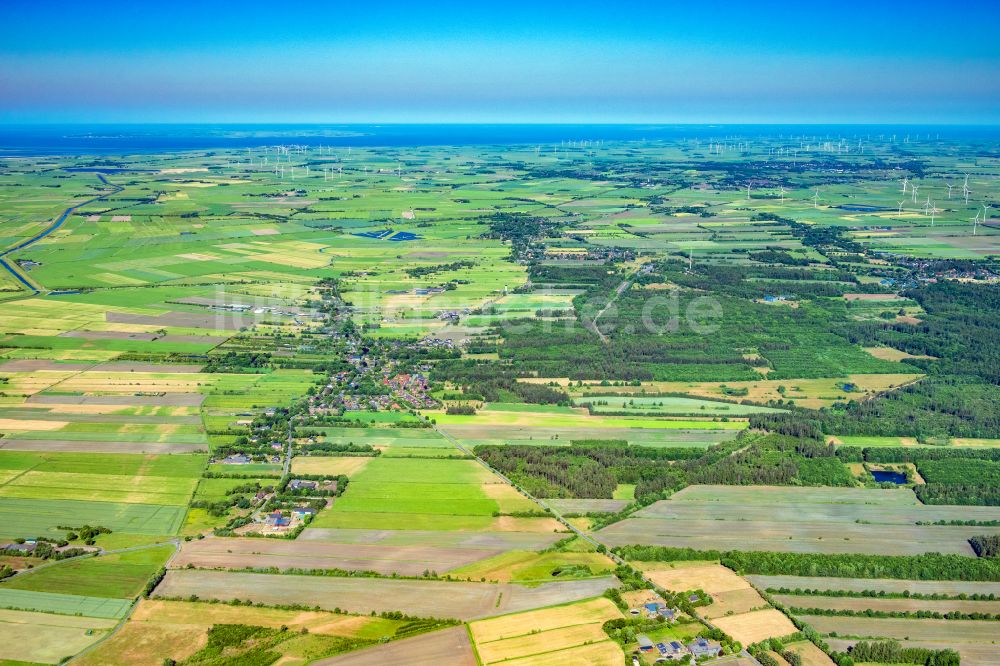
[154,570,618,621]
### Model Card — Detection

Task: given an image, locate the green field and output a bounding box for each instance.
[0,588,131,619]
[0,128,998,665]
[0,498,186,538]
[0,545,174,598]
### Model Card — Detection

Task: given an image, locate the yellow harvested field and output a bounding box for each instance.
[638,562,768,618]
[470,598,623,666]
[863,347,935,362]
[482,482,539,512]
[497,640,623,666]
[553,374,925,409]
[784,641,836,666]
[77,599,393,666]
[0,418,67,431]
[291,457,373,475]
[639,561,749,595]
[712,609,797,645]
[470,597,621,644]
[702,587,769,619]
[475,624,611,663]
[489,516,565,532]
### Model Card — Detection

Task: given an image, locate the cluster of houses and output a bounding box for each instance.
[634,636,721,663]
[306,336,445,415]
[257,479,331,533]
[383,372,437,409]
[217,449,281,465]
[628,600,721,664]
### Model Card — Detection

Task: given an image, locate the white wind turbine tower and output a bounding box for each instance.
[984,204,991,224]
[746,183,752,200]
[946,182,954,199]
[911,184,919,204]
[897,200,906,217]
[779,185,786,204]
[929,202,938,227]
[901,177,908,193]
[813,190,820,209]
[972,212,980,236]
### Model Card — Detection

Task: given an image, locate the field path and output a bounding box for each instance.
[64,537,181,665]
[585,262,646,344]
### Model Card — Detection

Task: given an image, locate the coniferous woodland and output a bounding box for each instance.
[476,434,855,502]
[837,640,960,666]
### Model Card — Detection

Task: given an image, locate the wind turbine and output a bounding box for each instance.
[897,200,906,216]
[972,212,980,236]
[911,184,919,204]
[929,202,938,226]
[746,183,752,200]
[984,204,991,224]
[946,182,954,199]
[779,185,786,204]
[812,190,820,209]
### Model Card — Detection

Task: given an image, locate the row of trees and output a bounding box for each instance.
[615,545,1000,581]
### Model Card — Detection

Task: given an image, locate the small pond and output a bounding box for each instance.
[871,470,907,484]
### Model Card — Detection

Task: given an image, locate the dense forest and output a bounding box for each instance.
[430,359,569,404]
[475,434,855,502]
[830,445,1000,506]
[839,640,959,666]
[969,535,1000,558]
[475,441,695,502]
[755,281,1000,442]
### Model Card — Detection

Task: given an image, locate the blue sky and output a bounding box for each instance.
[2,0,998,123]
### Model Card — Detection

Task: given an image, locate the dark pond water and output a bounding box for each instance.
[871,470,907,484]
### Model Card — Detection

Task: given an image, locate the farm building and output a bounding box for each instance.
[659,640,686,659]
[658,607,677,621]
[637,635,654,652]
[221,454,251,465]
[265,511,291,528]
[687,638,721,658]
[289,479,318,491]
